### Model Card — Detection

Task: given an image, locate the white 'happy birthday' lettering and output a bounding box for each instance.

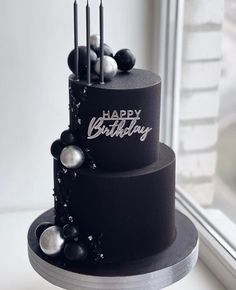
[87,110,152,142]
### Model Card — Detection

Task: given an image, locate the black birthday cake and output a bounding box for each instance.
[41,58,176,265]
[28,1,198,287]
[51,69,176,264]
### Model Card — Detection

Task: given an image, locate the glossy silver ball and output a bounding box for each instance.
[39,226,65,257]
[60,145,85,169]
[94,56,118,81]
[90,34,100,49]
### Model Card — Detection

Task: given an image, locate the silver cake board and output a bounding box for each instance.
[28,209,199,290]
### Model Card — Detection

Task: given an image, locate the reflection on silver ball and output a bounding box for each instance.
[60,145,85,169]
[94,56,118,81]
[39,226,64,257]
[90,34,100,49]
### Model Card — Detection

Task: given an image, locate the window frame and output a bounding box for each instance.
[153,0,236,288]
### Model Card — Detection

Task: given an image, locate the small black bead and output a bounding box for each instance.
[59,216,68,226]
[63,224,80,239]
[64,242,88,262]
[51,140,64,160]
[60,130,76,145]
[93,43,113,58]
[114,49,136,72]
[35,222,53,239]
[68,46,97,79]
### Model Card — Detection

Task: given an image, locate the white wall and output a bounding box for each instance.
[0,0,154,212]
[177,0,223,206]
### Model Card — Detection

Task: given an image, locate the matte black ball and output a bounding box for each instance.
[63,224,80,239]
[59,216,68,226]
[94,43,113,58]
[64,242,88,262]
[115,49,136,72]
[35,222,54,239]
[51,139,64,160]
[68,46,97,78]
[60,130,76,145]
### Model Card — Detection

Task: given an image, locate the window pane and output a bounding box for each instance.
[177,0,236,250]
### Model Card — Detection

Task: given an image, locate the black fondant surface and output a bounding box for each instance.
[71,69,160,90]
[28,209,198,276]
[69,69,161,171]
[54,143,176,263]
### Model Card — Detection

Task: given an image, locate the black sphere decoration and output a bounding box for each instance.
[68,46,97,78]
[51,140,64,160]
[35,222,53,239]
[63,224,80,239]
[114,49,136,72]
[94,43,113,58]
[59,216,68,227]
[60,130,76,145]
[64,242,88,262]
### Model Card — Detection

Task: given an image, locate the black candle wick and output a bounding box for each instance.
[74,0,79,80]
[100,0,104,84]
[86,0,91,85]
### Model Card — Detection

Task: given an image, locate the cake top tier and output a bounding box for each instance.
[71,69,161,91]
[50,2,163,172]
[68,68,161,171]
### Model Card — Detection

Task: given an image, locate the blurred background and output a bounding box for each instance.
[177,0,236,248]
[0,0,235,289]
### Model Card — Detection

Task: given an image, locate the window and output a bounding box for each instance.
[155,0,236,288]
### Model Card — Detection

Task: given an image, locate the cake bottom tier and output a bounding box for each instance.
[54,143,176,263]
[28,209,199,284]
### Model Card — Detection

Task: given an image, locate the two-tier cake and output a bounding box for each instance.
[28,1,198,289]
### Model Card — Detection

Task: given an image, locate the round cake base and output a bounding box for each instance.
[28,209,198,290]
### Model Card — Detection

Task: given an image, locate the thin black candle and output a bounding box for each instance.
[100,0,104,84]
[86,0,91,85]
[74,0,79,80]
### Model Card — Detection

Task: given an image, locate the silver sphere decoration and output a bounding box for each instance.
[39,226,65,257]
[60,145,85,169]
[94,56,118,81]
[90,34,100,49]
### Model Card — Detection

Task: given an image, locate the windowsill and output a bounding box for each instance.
[176,190,236,290]
[165,259,225,290]
[0,209,226,290]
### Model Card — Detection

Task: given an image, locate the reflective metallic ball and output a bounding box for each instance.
[90,34,100,49]
[35,222,54,239]
[51,139,64,160]
[94,43,114,58]
[114,49,136,72]
[39,226,65,257]
[94,56,118,81]
[60,145,85,169]
[64,242,88,262]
